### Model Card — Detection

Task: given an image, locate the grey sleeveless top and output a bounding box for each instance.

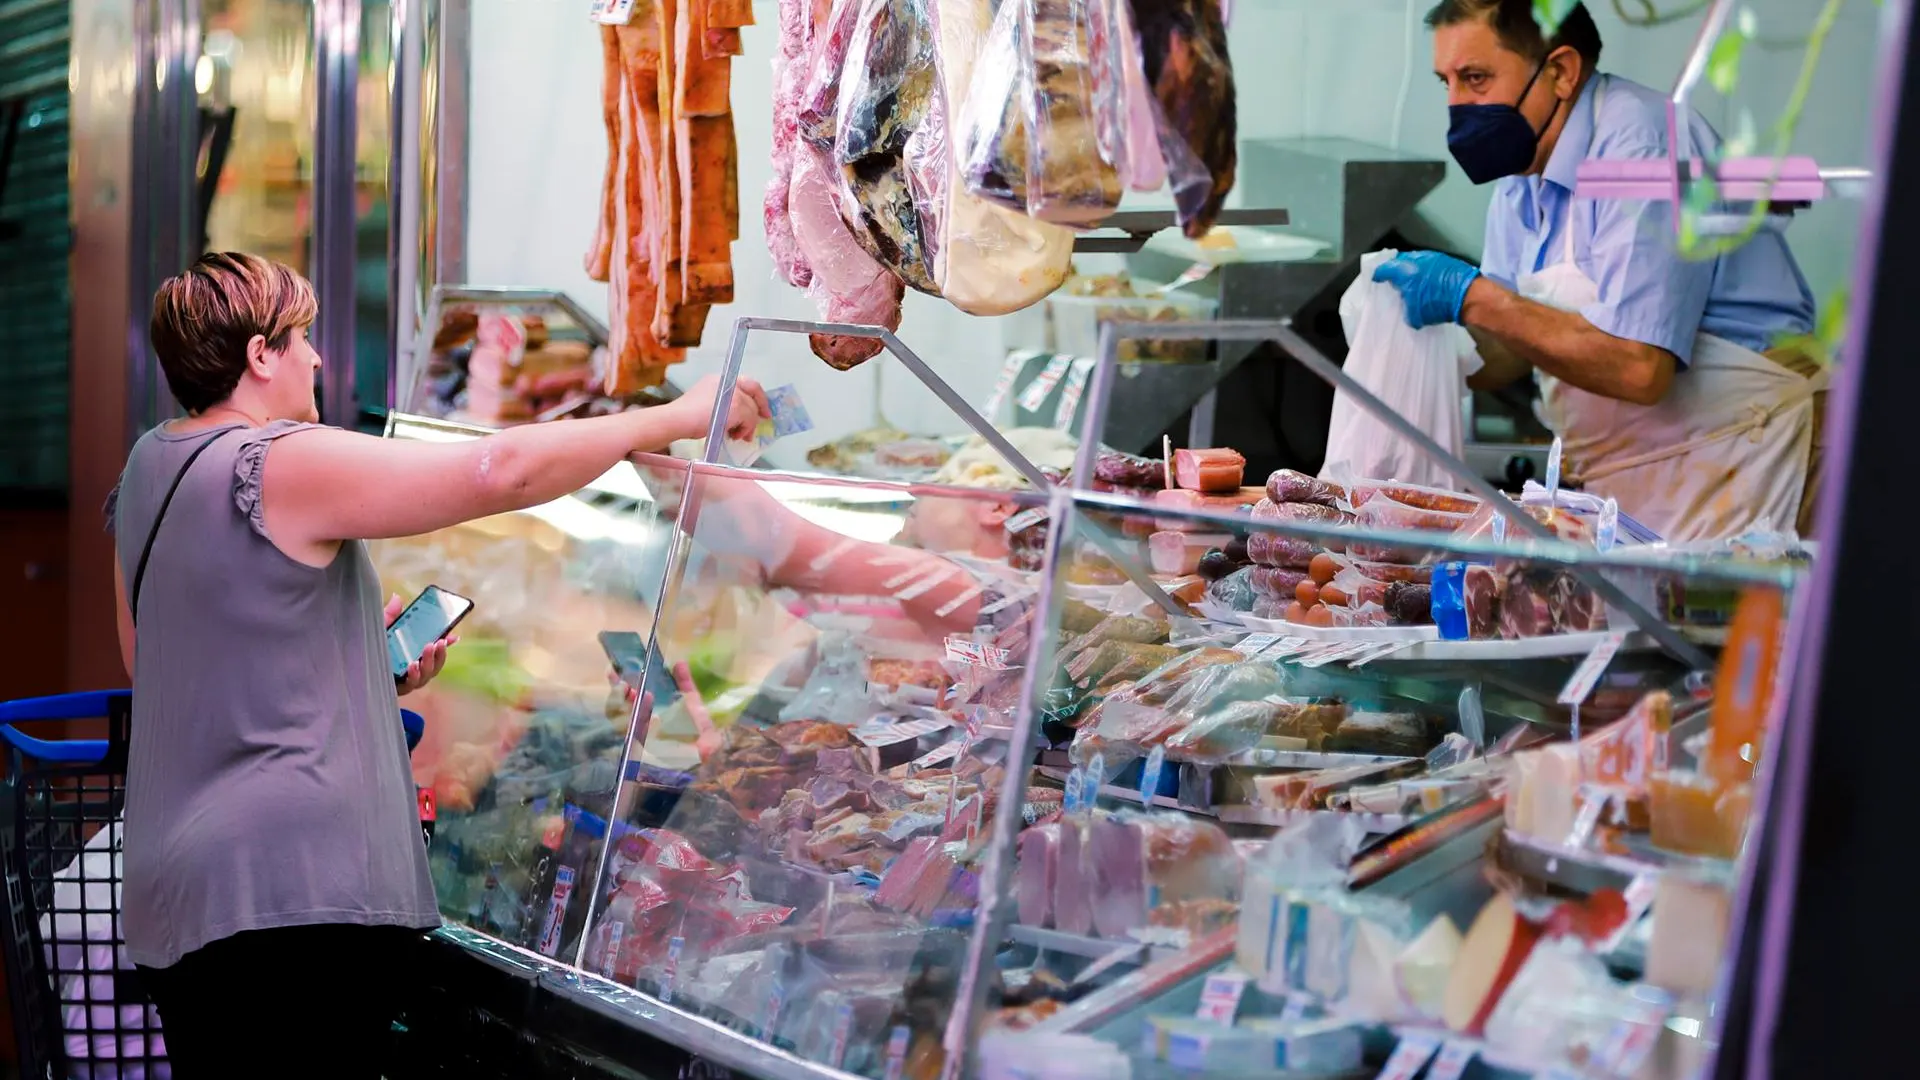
[109,420,439,968]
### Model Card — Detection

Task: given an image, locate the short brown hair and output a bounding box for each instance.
[149,252,317,414]
[1426,0,1603,67]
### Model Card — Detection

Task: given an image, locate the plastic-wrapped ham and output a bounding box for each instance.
[765,0,818,289]
[1133,0,1236,237]
[1173,448,1245,493]
[1016,823,1060,927]
[832,0,942,294]
[928,0,1073,314]
[1052,821,1095,934]
[1088,813,1240,939]
[1023,0,1124,224]
[793,141,906,367]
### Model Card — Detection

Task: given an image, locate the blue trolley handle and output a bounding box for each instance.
[0,691,127,765]
[0,692,424,762]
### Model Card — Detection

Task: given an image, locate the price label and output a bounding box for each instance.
[1492,513,1508,544]
[1017,355,1075,413]
[883,1025,911,1080]
[1566,784,1607,847]
[1084,753,1106,815]
[1558,630,1630,705]
[851,715,950,749]
[1054,356,1098,431]
[830,1002,856,1068]
[600,920,624,979]
[1063,767,1084,815]
[1298,640,1375,669]
[1194,972,1249,1023]
[660,935,685,1003]
[1138,744,1167,806]
[1003,506,1049,535]
[1262,637,1311,661]
[1234,632,1282,657]
[1375,1032,1442,1080]
[1545,436,1564,500]
[1346,640,1414,667]
[1458,683,1487,747]
[590,0,639,23]
[944,635,1011,669]
[1598,497,1619,551]
[984,350,1042,419]
[907,741,963,772]
[1280,995,1310,1022]
[1427,1039,1477,1080]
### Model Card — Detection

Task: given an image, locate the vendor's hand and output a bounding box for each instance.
[674,660,725,763]
[664,374,771,445]
[387,593,458,696]
[1372,251,1481,329]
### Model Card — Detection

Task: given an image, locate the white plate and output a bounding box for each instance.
[1146,226,1333,265]
[1236,613,1440,641]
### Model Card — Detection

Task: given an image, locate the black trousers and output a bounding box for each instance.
[136,923,424,1079]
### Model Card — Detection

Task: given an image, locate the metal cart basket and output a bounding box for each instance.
[0,690,163,1079]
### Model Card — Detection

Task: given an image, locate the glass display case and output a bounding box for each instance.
[374,352,1803,1078]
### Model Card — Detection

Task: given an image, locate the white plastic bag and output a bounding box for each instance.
[1322,249,1471,492]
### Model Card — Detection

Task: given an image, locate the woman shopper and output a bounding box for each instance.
[108,252,766,1076]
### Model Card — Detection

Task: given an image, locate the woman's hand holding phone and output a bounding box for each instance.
[386,593,459,696]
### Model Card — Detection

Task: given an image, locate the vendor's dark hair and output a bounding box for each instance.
[1425,0,1603,67]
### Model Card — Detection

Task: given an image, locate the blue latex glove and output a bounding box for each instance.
[1371,251,1481,329]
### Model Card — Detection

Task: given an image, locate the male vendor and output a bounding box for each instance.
[1373,0,1824,540]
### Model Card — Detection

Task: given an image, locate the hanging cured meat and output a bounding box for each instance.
[928,0,1072,314]
[586,0,748,393]
[832,0,943,295]
[1132,0,1236,237]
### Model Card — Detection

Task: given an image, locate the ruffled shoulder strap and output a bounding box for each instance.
[232,420,324,540]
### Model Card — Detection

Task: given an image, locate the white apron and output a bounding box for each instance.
[1523,94,1825,541]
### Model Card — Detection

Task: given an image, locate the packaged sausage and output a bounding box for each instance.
[1356,493,1475,533]
[1252,498,1351,526]
[1247,530,1319,569]
[1339,557,1433,585]
[1093,449,1168,489]
[1344,481,1480,517]
[1266,468,1344,507]
[1250,566,1312,599]
[1173,447,1247,493]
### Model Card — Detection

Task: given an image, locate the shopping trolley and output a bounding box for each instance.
[0,691,431,1079]
[0,689,155,1080]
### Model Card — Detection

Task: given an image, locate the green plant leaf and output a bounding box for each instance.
[1707,25,1750,95]
[1533,0,1582,34]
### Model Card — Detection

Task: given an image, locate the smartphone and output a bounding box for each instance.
[598,630,682,712]
[388,585,474,679]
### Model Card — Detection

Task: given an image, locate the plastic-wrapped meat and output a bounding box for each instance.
[1088,816,1147,937]
[798,0,865,148]
[930,0,1073,315]
[1173,448,1245,493]
[1024,0,1125,224]
[957,0,1031,212]
[833,0,941,294]
[1266,469,1344,507]
[790,144,905,368]
[1093,449,1167,489]
[1051,822,1094,934]
[1549,573,1608,632]
[1132,0,1236,237]
[1114,0,1166,190]
[1499,570,1554,640]
[1383,581,1432,626]
[1250,566,1309,599]
[766,0,819,289]
[1015,823,1060,927]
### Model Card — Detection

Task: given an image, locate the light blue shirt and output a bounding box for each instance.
[1480,74,1816,366]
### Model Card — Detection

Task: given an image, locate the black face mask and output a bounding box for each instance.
[1447,59,1563,185]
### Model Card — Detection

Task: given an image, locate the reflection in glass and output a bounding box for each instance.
[196,0,313,269]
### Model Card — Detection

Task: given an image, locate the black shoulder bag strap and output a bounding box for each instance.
[130,430,235,625]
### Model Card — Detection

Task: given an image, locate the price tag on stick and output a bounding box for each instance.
[1194,973,1249,1023]
[1375,1033,1441,1080]
[1558,630,1630,706]
[1426,1039,1477,1080]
